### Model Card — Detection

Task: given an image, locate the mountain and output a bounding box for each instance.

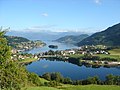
[77,23,120,46]
[4,35,30,48]
[4,35,45,49]
[55,34,89,44]
[6,31,91,41]
[5,35,30,43]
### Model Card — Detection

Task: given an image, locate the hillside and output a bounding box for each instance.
[77,23,120,46]
[4,35,30,48]
[4,35,45,49]
[55,34,89,44]
[5,35,30,43]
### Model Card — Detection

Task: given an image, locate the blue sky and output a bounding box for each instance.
[0,0,120,33]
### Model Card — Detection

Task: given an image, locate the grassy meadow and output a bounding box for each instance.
[23,85,120,90]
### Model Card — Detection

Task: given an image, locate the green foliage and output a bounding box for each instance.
[0,30,43,89]
[44,81,60,87]
[28,72,42,86]
[106,74,115,85]
[0,30,11,64]
[42,72,64,82]
[63,77,72,84]
[86,76,101,84]
[51,72,62,82]
[42,73,51,81]
[0,62,28,90]
[42,72,73,85]
[42,72,120,86]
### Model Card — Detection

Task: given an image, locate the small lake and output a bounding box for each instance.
[26,40,120,80]
[26,59,120,80]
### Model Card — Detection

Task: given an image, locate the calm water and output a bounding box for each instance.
[26,59,120,80]
[26,40,120,80]
[25,40,77,54]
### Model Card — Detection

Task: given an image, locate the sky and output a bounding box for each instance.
[0,0,120,33]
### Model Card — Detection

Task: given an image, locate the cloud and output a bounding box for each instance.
[94,0,101,4]
[23,26,100,33]
[23,24,57,32]
[21,25,101,33]
[41,13,48,17]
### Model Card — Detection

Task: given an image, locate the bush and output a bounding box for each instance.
[28,72,42,86]
[0,62,28,90]
[44,81,60,87]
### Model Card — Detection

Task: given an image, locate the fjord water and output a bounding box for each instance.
[26,40,120,80]
[25,40,77,54]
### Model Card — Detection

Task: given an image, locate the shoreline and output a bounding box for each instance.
[18,58,38,64]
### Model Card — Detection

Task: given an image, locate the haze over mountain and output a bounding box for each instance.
[55,34,89,44]
[77,23,120,46]
[6,30,91,41]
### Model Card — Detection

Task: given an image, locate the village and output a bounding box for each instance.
[11,45,120,66]
[11,40,46,53]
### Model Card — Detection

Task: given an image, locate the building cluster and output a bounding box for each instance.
[15,41,45,52]
[60,45,109,56]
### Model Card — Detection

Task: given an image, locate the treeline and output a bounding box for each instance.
[41,72,120,86]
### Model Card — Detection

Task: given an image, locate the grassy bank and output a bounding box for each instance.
[18,58,38,64]
[109,49,120,55]
[23,85,120,90]
[62,85,120,90]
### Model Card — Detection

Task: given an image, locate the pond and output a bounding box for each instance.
[26,58,120,80]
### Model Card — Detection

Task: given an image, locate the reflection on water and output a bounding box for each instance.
[25,40,120,80]
[26,58,120,80]
[25,40,77,54]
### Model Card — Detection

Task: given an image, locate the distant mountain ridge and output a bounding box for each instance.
[77,23,120,46]
[6,31,91,41]
[55,34,89,44]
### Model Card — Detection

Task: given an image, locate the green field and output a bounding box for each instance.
[63,85,120,90]
[68,54,83,58]
[95,54,120,60]
[23,86,60,90]
[109,49,120,55]
[69,49,120,61]
[18,58,38,64]
[23,85,120,90]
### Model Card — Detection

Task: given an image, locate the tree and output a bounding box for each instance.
[105,74,115,85]
[51,72,62,82]
[0,29,11,64]
[42,73,51,81]
[0,29,43,89]
[0,61,28,90]
[86,76,100,84]
[63,77,72,84]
